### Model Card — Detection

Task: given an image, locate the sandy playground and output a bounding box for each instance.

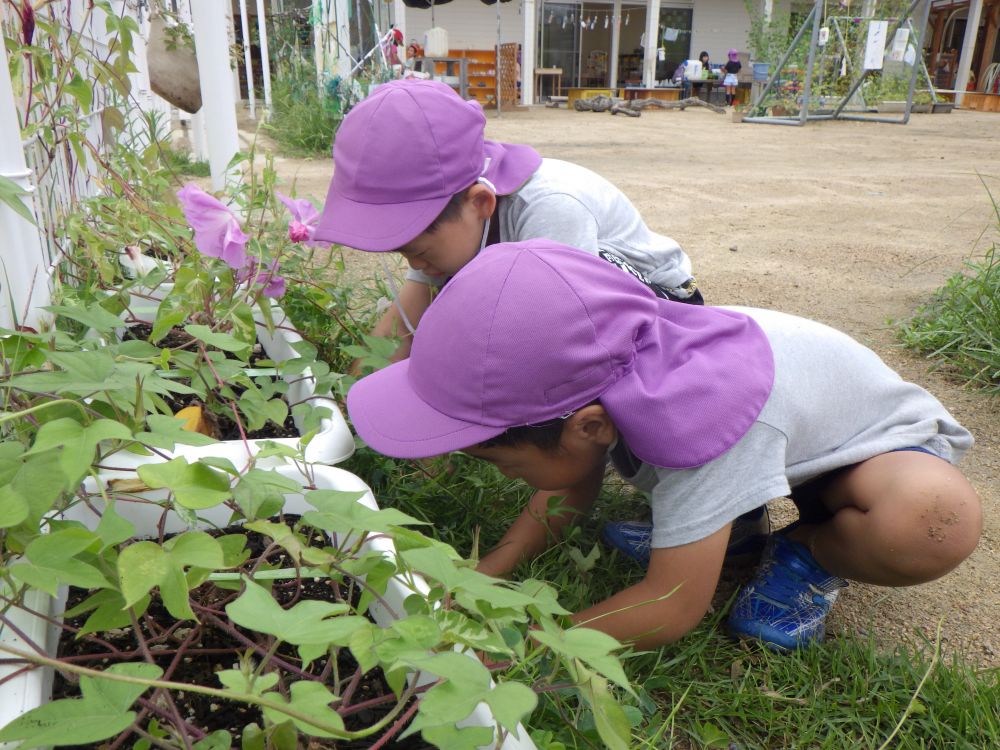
[246,105,1000,667]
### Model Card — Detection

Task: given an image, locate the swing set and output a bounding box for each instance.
[745,0,938,125]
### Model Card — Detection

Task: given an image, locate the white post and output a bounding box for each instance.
[642,0,661,88]
[191,1,241,191]
[334,0,353,79]
[0,50,51,332]
[954,0,984,104]
[255,0,273,113]
[764,0,774,23]
[393,0,407,41]
[610,0,622,89]
[239,0,256,120]
[521,0,536,105]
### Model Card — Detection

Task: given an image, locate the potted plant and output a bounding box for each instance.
[0,305,641,749]
[0,393,547,747]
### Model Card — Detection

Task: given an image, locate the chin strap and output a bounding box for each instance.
[380,255,418,336]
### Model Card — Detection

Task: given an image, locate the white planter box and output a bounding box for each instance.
[0,465,535,750]
[123,283,355,467]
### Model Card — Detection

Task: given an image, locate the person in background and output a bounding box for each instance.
[723,48,742,106]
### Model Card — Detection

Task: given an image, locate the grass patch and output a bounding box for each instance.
[264,74,342,157]
[157,143,211,177]
[345,447,1000,748]
[898,182,1000,393]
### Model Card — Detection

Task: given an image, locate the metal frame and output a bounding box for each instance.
[744,0,934,126]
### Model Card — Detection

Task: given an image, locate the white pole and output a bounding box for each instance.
[954,0,984,104]
[496,0,502,116]
[393,0,406,41]
[0,50,51,332]
[239,0,257,120]
[764,0,774,24]
[521,0,536,105]
[642,0,661,88]
[255,0,273,113]
[335,0,353,79]
[191,1,241,191]
[610,0,622,89]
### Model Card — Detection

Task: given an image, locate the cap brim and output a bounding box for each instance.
[313,183,450,251]
[347,361,505,458]
[482,141,542,195]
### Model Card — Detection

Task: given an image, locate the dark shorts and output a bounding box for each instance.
[789,446,941,525]
[597,250,704,305]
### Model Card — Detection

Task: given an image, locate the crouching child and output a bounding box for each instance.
[346,240,982,651]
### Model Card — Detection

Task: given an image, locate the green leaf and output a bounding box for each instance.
[483,682,537,733]
[0,173,36,224]
[118,541,170,608]
[65,73,93,113]
[137,414,218,449]
[193,731,232,750]
[44,303,124,334]
[95,502,137,550]
[158,563,196,621]
[11,528,108,595]
[582,674,631,750]
[0,663,161,748]
[183,324,252,353]
[137,457,231,509]
[0,442,30,528]
[28,418,132,488]
[260,681,344,738]
[302,489,424,535]
[216,669,279,696]
[163,531,224,569]
[225,577,362,646]
[419,725,495,750]
[530,627,632,693]
[0,446,66,526]
[232,469,301,520]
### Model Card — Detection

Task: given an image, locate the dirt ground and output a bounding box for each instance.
[244,106,1000,668]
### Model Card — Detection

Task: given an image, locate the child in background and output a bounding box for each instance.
[346,240,981,651]
[312,78,701,368]
[723,48,742,106]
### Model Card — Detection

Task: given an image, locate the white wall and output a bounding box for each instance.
[402,1,524,51]
[691,0,750,62]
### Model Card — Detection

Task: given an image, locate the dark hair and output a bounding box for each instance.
[699,51,710,62]
[424,186,473,233]
[476,400,601,452]
[477,417,568,452]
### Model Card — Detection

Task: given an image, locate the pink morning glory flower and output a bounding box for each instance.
[276,191,328,247]
[237,259,286,299]
[176,183,249,269]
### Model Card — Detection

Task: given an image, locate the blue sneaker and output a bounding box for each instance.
[601,507,770,568]
[727,534,848,650]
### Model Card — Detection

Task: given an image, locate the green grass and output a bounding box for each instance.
[264,74,342,157]
[157,143,211,178]
[897,182,1000,394]
[344,447,1000,749]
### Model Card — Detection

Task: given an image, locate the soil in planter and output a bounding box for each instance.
[123,323,299,441]
[53,518,431,749]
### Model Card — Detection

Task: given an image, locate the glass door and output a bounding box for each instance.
[658,7,692,81]
[539,2,582,88]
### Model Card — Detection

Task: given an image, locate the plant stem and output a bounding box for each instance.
[0,642,366,739]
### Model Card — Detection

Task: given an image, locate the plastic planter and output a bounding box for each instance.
[0,465,536,750]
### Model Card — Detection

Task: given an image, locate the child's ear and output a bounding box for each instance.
[466,184,497,220]
[566,405,616,446]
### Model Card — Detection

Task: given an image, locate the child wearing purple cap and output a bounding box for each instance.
[313,79,700,366]
[723,49,742,106]
[346,240,981,651]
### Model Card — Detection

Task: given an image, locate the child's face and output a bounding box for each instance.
[397,186,496,277]
[462,407,615,491]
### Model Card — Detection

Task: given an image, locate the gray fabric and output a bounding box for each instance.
[406,159,693,293]
[617,307,974,550]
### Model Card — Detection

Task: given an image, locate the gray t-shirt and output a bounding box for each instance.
[612,307,973,550]
[407,158,693,294]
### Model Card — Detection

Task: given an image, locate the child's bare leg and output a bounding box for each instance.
[786,451,981,586]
